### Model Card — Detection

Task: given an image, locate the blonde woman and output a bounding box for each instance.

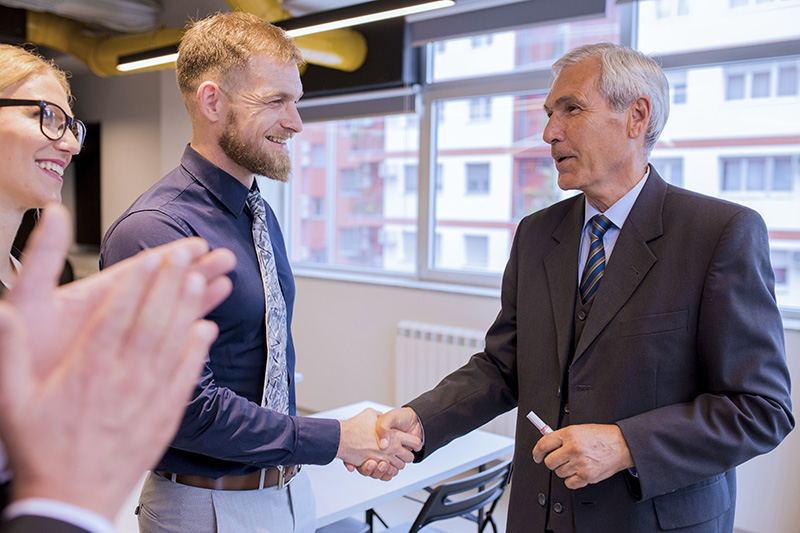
[0,44,84,290]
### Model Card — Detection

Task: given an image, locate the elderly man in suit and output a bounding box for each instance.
[366,43,794,532]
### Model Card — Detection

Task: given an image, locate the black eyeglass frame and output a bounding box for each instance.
[0,98,86,153]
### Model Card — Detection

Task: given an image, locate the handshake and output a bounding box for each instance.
[335,407,424,481]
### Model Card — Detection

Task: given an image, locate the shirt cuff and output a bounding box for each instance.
[3,498,115,533]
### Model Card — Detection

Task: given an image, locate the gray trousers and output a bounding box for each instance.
[137,469,316,533]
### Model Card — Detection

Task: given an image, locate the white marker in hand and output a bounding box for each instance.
[526,410,553,435]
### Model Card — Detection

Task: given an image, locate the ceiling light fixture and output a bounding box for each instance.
[116,0,456,72]
[278,0,456,38]
[116,44,178,72]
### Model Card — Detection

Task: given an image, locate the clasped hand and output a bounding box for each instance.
[337,407,422,481]
[532,423,634,489]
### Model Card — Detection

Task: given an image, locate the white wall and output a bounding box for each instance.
[292,277,501,410]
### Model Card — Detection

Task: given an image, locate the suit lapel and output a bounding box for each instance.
[544,197,585,373]
[572,167,667,364]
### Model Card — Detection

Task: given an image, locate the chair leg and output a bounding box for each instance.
[366,509,388,531]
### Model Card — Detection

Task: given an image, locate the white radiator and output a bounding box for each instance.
[394,320,517,438]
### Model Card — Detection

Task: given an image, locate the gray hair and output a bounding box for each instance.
[553,43,669,155]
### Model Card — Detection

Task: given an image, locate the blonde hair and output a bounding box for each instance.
[553,43,669,155]
[176,11,303,101]
[0,44,71,101]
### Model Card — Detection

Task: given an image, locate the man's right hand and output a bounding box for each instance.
[336,407,422,481]
[346,407,423,480]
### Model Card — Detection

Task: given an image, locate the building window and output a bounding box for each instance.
[470,35,494,48]
[752,71,771,98]
[773,156,793,190]
[469,97,492,122]
[778,64,798,96]
[289,115,418,274]
[725,61,800,100]
[726,73,746,100]
[466,163,491,195]
[650,158,684,187]
[720,156,795,192]
[311,144,325,167]
[404,164,418,194]
[464,234,489,268]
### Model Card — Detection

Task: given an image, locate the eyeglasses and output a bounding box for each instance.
[0,99,86,153]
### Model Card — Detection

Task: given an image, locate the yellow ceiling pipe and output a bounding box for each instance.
[26,10,183,77]
[226,0,368,72]
[225,0,293,23]
[25,0,367,76]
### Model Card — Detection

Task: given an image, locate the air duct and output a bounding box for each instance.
[21,0,367,77]
[225,0,368,73]
[26,9,183,77]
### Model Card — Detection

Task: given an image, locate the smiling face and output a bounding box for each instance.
[0,72,80,212]
[217,54,303,183]
[543,56,640,208]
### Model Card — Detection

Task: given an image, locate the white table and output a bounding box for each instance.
[307,401,515,529]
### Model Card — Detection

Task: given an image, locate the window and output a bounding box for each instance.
[723,61,800,100]
[310,144,325,167]
[667,70,688,104]
[285,0,800,312]
[404,164,418,194]
[778,64,798,95]
[771,250,789,286]
[289,115,419,274]
[469,97,492,122]
[471,35,493,48]
[752,71,771,98]
[726,73,746,100]
[650,158,684,187]
[466,163,491,195]
[720,156,795,192]
[464,235,489,268]
[773,156,793,190]
[656,0,690,17]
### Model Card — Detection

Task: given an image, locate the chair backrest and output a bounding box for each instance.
[408,458,513,533]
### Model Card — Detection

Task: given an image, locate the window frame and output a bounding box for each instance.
[283,0,800,317]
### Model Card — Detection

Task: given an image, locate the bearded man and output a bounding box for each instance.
[100,12,420,533]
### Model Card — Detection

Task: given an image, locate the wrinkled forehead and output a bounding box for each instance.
[224,54,303,97]
[545,58,602,108]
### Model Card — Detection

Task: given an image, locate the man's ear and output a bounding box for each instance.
[196,81,225,123]
[628,94,651,140]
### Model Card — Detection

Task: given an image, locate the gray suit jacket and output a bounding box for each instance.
[407,168,793,532]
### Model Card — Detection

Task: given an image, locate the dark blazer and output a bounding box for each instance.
[407,168,793,532]
[1,516,89,532]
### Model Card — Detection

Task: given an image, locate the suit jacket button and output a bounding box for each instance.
[563,403,570,414]
[553,502,564,513]
[577,310,587,320]
[538,493,547,507]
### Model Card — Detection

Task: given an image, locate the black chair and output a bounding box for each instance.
[384,458,513,533]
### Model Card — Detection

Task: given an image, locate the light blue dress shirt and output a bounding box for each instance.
[578,167,650,283]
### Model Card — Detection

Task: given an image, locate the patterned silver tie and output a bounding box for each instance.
[246,186,289,415]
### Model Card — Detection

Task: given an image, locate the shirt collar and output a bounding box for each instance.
[179,144,251,218]
[584,165,650,230]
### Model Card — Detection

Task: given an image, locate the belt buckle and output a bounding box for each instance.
[276,465,285,489]
[278,465,299,489]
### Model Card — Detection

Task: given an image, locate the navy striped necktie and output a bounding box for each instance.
[580,214,613,305]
